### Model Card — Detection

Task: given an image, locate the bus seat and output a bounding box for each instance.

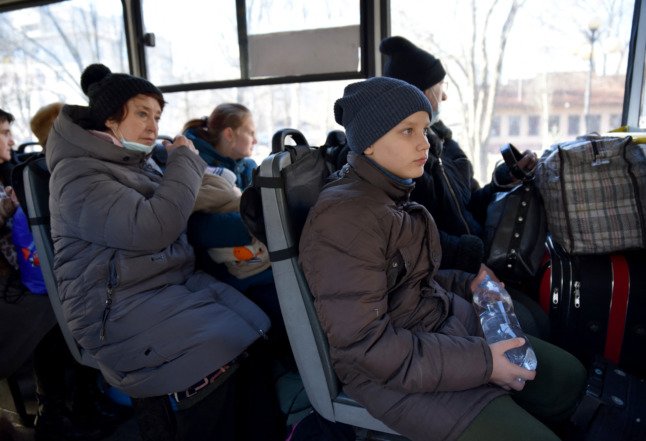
[15,142,43,164]
[258,129,406,438]
[21,156,99,370]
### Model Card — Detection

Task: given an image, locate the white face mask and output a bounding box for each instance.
[112,127,155,154]
[121,139,155,154]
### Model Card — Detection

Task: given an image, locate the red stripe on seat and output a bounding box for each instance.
[604,255,630,363]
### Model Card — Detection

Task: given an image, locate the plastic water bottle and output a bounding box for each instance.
[472,275,537,370]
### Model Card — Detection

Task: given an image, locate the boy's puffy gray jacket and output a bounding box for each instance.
[46,105,269,398]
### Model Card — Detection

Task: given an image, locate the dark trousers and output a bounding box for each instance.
[508,287,551,341]
[132,340,286,441]
[458,336,587,441]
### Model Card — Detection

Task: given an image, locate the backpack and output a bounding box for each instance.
[11,205,46,294]
[9,154,48,295]
[240,129,334,257]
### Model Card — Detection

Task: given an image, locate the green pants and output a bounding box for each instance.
[458,337,587,441]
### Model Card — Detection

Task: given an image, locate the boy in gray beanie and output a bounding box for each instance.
[299,77,585,441]
[333,76,432,154]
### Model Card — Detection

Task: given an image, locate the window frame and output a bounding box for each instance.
[129,0,390,94]
[623,0,645,126]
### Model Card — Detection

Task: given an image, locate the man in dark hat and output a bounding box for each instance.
[380,36,547,338]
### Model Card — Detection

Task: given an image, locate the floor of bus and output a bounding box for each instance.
[0,361,140,441]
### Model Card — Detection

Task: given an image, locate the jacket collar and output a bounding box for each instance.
[347,152,414,202]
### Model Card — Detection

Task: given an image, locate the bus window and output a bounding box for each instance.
[0,0,126,142]
[390,0,634,182]
[160,79,353,164]
[142,0,361,86]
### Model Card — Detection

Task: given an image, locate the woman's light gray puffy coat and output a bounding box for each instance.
[46,105,269,398]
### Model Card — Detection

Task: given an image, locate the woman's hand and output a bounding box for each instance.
[488,338,536,391]
[164,135,198,155]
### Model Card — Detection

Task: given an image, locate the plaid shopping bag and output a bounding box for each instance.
[535,136,646,254]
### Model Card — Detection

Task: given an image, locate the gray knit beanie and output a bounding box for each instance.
[380,36,446,92]
[334,77,433,153]
[80,63,163,127]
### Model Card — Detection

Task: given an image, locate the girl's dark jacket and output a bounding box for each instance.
[46,105,270,398]
[299,153,505,441]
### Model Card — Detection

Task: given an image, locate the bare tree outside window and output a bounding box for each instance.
[391,0,632,181]
[0,0,126,141]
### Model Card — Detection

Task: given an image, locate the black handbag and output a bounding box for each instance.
[484,144,547,280]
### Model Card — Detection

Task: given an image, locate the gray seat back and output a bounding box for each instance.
[258,130,402,436]
[22,157,98,369]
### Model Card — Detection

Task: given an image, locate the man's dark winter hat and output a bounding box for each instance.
[380,36,446,92]
[80,63,163,126]
[334,77,433,154]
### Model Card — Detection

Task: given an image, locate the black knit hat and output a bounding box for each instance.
[334,77,433,153]
[380,36,446,92]
[80,63,163,126]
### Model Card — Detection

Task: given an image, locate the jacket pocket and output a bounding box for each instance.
[386,250,407,291]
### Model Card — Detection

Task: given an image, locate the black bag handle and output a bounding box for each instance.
[500,143,535,183]
[271,128,309,154]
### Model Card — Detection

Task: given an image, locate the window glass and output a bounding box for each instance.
[159,80,353,165]
[568,115,581,135]
[142,0,239,85]
[246,0,361,78]
[0,0,126,142]
[585,114,602,133]
[528,115,540,136]
[491,116,501,137]
[508,116,520,136]
[390,0,633,181]
[246,0,358,33]
[609,113,622,128]
[143,0,361,85]
[549,115,561,134]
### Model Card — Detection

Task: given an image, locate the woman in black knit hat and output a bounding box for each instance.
[45,64,282,441]
[380,36,549,339]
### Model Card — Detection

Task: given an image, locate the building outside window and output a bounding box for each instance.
[586,114,602,133]
[568,115,580,135]
[548,115,561,134]
[609,114,622,129]
[509,115,521,136]
[528,115,540,136]
[491,116,501,137]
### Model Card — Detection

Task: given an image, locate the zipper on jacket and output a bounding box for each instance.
[100,256,120,342]
[438,158,471,234]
